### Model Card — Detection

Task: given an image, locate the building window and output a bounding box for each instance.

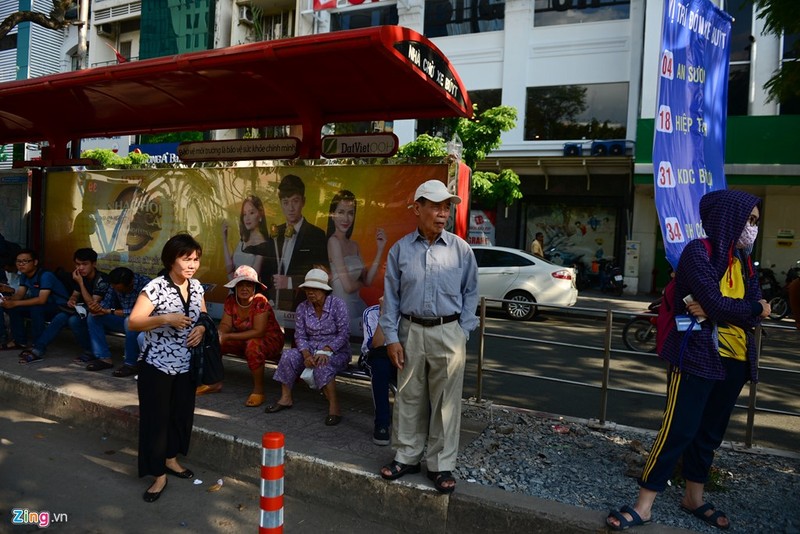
[0,33,17,52]
[262,11,294,40]
[533,0,630,27]
[330,5,399,31]
[424,0,504,38]
[417,89,502,137]
[727,64,749,117]
[119,41,132,61]
[779,33,799,115]
[524,83,628,141]
[723,0,752,116]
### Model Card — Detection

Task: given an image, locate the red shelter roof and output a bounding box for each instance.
[0,25,472,158]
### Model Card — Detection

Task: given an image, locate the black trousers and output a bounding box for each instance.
[137,361,196,478]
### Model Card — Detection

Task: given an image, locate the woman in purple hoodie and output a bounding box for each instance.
[608,190,770,531]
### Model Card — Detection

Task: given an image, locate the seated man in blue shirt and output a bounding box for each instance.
[17,248,108,364]
[1,249,71,362]
[361,298,397,446]
[85,267,150,377]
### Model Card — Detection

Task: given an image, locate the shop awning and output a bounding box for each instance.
[0,25,472,158]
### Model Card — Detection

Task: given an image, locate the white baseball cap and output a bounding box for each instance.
[414,180,461,204]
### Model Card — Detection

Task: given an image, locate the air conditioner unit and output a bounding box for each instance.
[97,23,117,38]
[590,140,626,157]
[563,143,583,157]
[238,5,254,25]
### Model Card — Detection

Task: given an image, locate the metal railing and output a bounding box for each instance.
[476,296,799,449]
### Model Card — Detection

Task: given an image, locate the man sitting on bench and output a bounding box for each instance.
[85,267,150,377]
[22,248,109,364]
[1,249,71,364]
[361,297,397,446]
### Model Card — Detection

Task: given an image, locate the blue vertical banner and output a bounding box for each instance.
[653,0,732,269]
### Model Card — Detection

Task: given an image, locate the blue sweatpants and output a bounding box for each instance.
[639,358,748,492]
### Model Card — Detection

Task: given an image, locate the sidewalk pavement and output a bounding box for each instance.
[0,292,687,533]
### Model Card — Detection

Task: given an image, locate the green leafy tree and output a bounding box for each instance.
[396,134,447,159]
[81,148,151,168]
[397,106,522,207]
[753,0,800,104]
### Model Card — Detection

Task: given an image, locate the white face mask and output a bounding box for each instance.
[737,223,758,249]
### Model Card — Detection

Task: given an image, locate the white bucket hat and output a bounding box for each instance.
[414,180,461,204]
[224,265,265,289]
[298,268,332,291]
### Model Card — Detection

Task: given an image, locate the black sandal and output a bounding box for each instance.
[380,461,421,480]
[86,359,114,371]
[427,470,456,494]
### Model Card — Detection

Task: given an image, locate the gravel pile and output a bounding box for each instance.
[456,405,800,533]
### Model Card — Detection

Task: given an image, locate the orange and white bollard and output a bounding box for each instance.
[260,432,285,534]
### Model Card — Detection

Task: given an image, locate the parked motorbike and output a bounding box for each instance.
[622,298,661,353]
[598,258,625,296]
[768,260,799,321]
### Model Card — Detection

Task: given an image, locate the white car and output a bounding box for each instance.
[471,246,578,320]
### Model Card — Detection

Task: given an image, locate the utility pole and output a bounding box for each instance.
[70,0,90,158]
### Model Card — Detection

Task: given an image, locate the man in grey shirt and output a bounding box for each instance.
[378,179,478,494]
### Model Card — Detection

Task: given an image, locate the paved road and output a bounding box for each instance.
[465,304,800,452]
[0,405,403,534]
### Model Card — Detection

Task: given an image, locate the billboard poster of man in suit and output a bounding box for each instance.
[42,162,453,336]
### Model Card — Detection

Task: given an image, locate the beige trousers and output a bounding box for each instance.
[392,318,466,472]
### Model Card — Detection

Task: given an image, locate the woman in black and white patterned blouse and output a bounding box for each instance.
[129,234,206,503]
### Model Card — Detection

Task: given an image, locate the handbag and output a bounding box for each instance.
[190,312,224,385]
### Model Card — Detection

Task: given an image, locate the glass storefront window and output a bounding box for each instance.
[779,33,799,115]
[424,0,504,38]
[524,83,628,141]
[533,0,630,27]
[784,33,798,59]
[727,64,749,117]
[725,0,753,63]
[330,5,399,31]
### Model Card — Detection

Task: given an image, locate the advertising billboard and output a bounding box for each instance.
[43,162,450,335]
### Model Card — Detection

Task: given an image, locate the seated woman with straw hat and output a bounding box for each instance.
[265,268,350,425]
[196,265,284,407]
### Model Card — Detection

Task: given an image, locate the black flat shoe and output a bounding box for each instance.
[143,478,167,503]
[265,403,292,413]
[165,466,194,479]
[112,364,138,378]
[325,414,342,426]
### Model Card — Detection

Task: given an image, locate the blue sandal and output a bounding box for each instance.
[681,502,729,530]
[606,505,651,531]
